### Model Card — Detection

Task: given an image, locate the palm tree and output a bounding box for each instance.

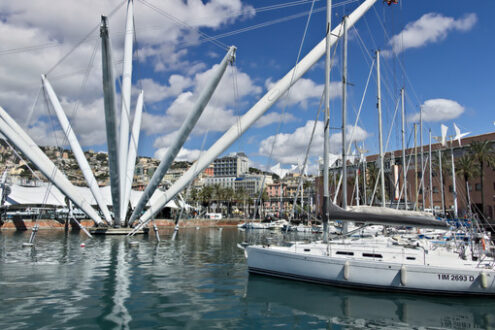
[455,155,480,217]
[199,185,213,212]
[366,162,382,205]
[469,141,495,217]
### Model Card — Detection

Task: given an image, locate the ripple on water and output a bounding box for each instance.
[1,228,495,329]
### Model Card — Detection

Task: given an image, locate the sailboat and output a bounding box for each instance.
[239,0,495,296]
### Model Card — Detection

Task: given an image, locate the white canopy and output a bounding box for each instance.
[5,184,180,209]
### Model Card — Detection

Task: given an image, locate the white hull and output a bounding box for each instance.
[244,240,495,295]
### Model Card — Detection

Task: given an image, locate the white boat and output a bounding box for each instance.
[241,235,495,295]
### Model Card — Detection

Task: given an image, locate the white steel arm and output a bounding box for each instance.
[123,90,143,225]
[119,0,135,223]
[0,106,104,226]
[42,75,113,226]
[130,0,378,233]
[128,46,236,226]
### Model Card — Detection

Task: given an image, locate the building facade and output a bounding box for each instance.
[213,152,249,177]
[316,132,495,222]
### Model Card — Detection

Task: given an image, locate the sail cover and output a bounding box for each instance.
[329,203,447,229]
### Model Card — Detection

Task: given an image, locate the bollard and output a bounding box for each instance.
[28,224,39,243]
[23,224,39,247]
[153,224,160,242]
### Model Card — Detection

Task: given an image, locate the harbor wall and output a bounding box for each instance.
[0,217,244,230]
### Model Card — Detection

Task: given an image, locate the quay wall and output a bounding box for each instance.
[0,217,244,230]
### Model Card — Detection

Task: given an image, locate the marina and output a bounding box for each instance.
[0,0,495,327]
[1,228,495,329]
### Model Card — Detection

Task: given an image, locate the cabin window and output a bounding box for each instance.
[406,256,416,260]
[362,253,382,258]
[304,249,311,252]
[336,251,354,256]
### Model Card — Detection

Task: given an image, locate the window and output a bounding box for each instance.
[475,183,482,191]
[433,186,439,193]
[406,256,416,260]
[362,253,382,258]
[336,251,354,256]
[449,185,453,193]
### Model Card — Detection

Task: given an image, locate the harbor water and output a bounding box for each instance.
[1,227,495,329]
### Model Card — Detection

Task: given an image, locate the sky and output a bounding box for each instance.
[0,0,494,175]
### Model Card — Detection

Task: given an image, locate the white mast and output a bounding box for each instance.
[428,129,433,213]
[41,75,113,226]
[420,107,424,210]
[438,148,445,216]
[376,50,386,207]
[341,15,348,232]
[401,88,407,209]
[322,0,332,240]
[119,0,135,223]
[100,15,121,226]
[130,0,379,234]
[450,137,458,218]
[0,106,104,226]
[123,90,143,226]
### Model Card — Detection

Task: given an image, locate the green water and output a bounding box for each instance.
[0,228,494,329]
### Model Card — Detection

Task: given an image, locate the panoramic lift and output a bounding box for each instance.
[0,0,236,236]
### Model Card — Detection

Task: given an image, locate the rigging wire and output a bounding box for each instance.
[25,86,43,128]
[0,1,358,58]
[45,0,127,76]
[252,0,318,221]
[289,89,324,220]
[137,0,228,50]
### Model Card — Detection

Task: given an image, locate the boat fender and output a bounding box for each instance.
[400,265,407,286]
[480,271,488,289]
[344,261,350,280]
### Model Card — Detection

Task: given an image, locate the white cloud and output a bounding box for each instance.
[254,112,297,128]
[265,78,341,109]
[385,13,477,56]
[258,121,368,164]
[143,63,261,149]
[0,0,254,149]
[408,98,464,122]
[138,75,192,103]
[154,146,201,162]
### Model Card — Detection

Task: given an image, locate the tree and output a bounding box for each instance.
[469,141,495,217]
[366,162,382,205]
[455,155,479,217]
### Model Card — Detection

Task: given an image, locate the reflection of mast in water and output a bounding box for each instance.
[103,238,132,329]
[243,275,494,329]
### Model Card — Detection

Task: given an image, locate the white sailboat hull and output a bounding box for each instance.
[244,243,495,295]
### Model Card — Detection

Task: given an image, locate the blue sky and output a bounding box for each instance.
[0,0,494,174]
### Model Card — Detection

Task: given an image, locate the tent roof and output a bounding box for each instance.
[4,184,180,209]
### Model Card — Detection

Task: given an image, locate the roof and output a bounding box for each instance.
[3,184,180,209]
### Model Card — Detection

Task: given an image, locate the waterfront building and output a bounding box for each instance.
[213,152,249,177]
[204,176,236,189]
[316,132,495,221]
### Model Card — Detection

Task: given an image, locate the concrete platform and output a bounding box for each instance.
[89,227,149,235]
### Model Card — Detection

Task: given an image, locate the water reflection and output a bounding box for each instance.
[244,274,495,329]
[1,228,495,329]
